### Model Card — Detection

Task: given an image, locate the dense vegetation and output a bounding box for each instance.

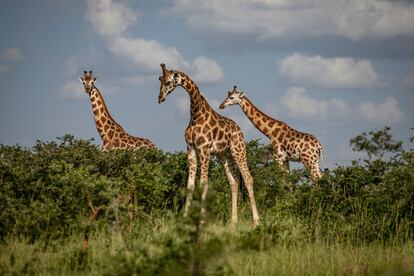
[0,128,413,275]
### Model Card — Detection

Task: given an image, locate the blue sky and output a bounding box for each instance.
[0,0,413,167]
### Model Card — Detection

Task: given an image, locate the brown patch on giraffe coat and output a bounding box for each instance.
[197,117,205,124]
[196,136,206,145]
[113,140,120,147]
[212,127,218,138]
[217,130,224,140]
[209,119,217,128]
[107,130,114,139]
[203,125,211,133]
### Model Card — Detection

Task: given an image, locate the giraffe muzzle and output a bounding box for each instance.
[219,103,225,109]
[158,96,165,104]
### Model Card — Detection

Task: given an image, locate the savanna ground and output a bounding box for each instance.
[0,127,413,275]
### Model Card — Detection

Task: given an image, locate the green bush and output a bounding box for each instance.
[0,132,413,246]
[0,135,188,241]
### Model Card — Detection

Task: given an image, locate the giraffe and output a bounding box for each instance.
[79,71,157,152]
[158,64,259,226]
[219,86,323,182]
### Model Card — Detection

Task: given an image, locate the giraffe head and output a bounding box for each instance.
[219,86,245,109]
[158,63,181,103]
[79,71,97,94]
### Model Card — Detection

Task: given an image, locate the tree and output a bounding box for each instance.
[350,126,403,160]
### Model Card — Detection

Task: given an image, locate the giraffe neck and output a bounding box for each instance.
[240,96,285,137]
[89,87,121,140]
[177,72,211,119]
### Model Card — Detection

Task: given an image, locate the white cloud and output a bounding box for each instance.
[0,48,23,75]
[86,0,137,37]
[110,37,189,71]
[85,0,224,84]
[0,48,23,61]
[60,79,85,100]
[168,0,414,40]
[270,86,405,124]
[357,97,405,124]
[59,58,83,99]
[60,78,120,100]
[191,56,224,84]
[59,57,121,100]
[278,54,379,89]
[281,87,349,119]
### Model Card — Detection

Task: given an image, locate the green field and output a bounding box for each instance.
[0,131,413,275]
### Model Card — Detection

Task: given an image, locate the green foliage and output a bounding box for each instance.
[0,129,413,274]
[292,154,413,243]
[0,135,187,242]
[350,126,403,160]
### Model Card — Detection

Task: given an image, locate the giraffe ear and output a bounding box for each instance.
[239,92,245,98]
[93,77,97,82]
[79,77,84,83]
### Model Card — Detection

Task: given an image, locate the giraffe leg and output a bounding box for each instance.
[310,161,322,181]
[272,145,288,173]
[184,146,197,217]
[218,154,240,225]
[198,148,211,220]
[230,145,260,227]
[302,157,321,187]
[272,145,294,191]
[284,160,290,171]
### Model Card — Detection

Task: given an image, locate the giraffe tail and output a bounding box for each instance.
[319,147,324,162]
[318,146,324,173]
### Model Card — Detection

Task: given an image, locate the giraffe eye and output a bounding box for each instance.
[230,96,234,100]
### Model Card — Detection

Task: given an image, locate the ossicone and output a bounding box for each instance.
[160,63,168,75]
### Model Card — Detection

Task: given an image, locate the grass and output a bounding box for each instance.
[1,217,413,275]
[228,242,414,275]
